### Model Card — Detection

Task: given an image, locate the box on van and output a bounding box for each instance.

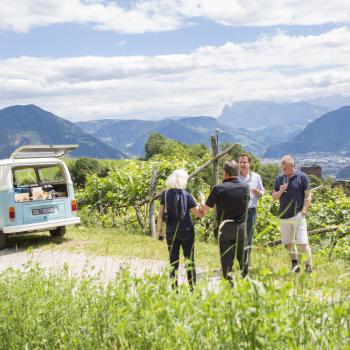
[0,145,80,249]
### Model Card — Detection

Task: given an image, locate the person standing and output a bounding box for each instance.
[238,154,265,270]
[199,160,249,282]
[272,155,313,273]
[157,169,203,289]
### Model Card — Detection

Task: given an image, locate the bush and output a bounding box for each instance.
[0,266,349,349]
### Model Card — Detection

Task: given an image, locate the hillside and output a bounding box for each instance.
[0,105,126,159]
[337,165,350,179]
[264,106,350,158]
[77,116,268,157]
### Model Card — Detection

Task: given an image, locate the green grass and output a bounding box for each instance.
[2,226,350,349]
[0,264,349,349]
[6,226,350,293]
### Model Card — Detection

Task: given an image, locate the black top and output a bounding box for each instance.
[206,178,249,224]
[274,170,310,219]
[161,189,197,236]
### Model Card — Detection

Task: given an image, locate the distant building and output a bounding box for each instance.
[301,163,322,179]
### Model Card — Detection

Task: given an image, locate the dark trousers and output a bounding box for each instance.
[166,234,196,288]
[219,222,246,281]
[244,208,257,266]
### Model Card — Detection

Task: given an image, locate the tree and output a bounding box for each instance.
[69,157,106,187]
[144,133,167,160]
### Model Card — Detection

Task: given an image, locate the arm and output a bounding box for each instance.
[198,193,211,215]
[191,206,205,219]
[252,174,265,198]
[272,185,287,201]
[301,190,312,216]
[157,204,165,238]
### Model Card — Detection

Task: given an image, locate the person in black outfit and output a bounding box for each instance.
[157,169,203,289]
[199,160,249,282]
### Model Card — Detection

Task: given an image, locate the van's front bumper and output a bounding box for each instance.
[2,217,80,234]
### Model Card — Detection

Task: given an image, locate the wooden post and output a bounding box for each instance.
[211,130,219,240]
[148,168,158,237]
[211,134,219,187]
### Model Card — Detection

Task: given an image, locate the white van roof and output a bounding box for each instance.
[11,145,78,159]
[0,145,77,191]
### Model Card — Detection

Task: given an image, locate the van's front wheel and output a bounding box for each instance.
[50,226,66,238]
[0,231,7,249]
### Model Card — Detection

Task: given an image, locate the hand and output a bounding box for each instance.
[301,209,307,217]
[198,192,205,203]
[279,184,288,193]
[252,188,260,196]
[157,232,164,241]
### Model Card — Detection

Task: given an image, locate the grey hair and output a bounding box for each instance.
[280,155,295,167]
[165,169,189,189]
[223,160,239,177]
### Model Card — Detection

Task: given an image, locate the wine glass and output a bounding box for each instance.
[283,176,289,192]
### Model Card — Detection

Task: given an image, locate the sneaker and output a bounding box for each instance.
[290,264,301,273]
[305,265,312,273]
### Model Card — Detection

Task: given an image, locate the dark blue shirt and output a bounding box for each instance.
[274,170,310,219]
[160,189,197,238]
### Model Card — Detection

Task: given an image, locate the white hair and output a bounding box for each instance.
[280,155,295,167]
[165,169,189,189]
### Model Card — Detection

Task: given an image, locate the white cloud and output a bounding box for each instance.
[1,27,350,120]
[0,0,349,34]
[116,40,126,47]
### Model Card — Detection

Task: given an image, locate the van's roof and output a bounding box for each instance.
[0,157,65,167]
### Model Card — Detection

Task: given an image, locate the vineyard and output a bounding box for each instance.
[1,137,350,349]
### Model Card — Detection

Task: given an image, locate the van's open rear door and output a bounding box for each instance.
[11,145,78,159]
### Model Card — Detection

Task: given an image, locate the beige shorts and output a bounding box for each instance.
[279,212,308,245]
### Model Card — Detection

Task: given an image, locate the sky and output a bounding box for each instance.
[0,0,350,121]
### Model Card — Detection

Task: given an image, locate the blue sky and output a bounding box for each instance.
[0,0,349,121]
[0,20,338,58]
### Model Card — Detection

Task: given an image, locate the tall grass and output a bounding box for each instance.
[0,264,349,349]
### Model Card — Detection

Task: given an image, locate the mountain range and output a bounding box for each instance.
[77,116,271,156]
[217,100,329,129]
[0,105,126,159]
[264,106,350,158]
[0,97,349,162]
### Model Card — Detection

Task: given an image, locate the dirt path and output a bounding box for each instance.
[0,248,221,287]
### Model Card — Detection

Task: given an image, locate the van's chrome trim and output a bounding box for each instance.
[2,217,80,234]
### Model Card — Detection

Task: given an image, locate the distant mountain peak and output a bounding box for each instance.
[0,104,126,159]
[264,106,350,158]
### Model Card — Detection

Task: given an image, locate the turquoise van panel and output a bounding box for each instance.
[22,200,66,224]
[0,183,77,229]
[0,190,24,227]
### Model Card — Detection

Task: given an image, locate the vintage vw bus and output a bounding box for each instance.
[0,145,80,248]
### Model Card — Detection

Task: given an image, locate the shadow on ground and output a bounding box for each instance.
[1,233,71,255]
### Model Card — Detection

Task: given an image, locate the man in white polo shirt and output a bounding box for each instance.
[238,154,265,273]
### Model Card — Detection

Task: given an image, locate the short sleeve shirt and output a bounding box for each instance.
[206,178,249,224]
[274,170,311,219]
[160,189,197,234]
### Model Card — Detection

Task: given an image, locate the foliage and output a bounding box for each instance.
[258,163,280,191]
[69,157,109,187]
[144,132,168,160]
[73,135,350,258]
[0,265,349,349]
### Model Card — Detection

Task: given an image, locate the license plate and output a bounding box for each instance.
[32,207,56,215]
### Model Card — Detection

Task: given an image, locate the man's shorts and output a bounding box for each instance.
[279,212,308,244]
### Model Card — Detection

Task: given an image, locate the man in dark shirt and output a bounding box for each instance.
[272,155,313,273]
[199,160,249,281]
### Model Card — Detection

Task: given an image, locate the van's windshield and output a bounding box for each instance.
[12,165,68,202]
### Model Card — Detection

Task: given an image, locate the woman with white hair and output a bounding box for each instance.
[157,169,203,289]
